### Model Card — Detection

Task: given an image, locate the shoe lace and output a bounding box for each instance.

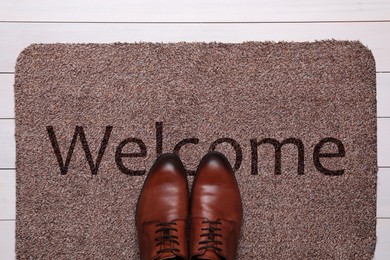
[155,221,180,254]
[198,220,223,252]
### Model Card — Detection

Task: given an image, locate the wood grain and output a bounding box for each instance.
[0,170,15,220]
[0,0,389,22]
[0,221,15,259]
[0,75,14,119]
[376,219,390,259]
[378,73,390,118]
[0,120,15,169]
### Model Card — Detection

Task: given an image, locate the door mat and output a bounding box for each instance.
[15,41,377,259]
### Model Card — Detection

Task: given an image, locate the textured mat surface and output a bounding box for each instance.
[15,41,377,259]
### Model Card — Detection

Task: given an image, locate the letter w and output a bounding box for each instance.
[46,126,113,175]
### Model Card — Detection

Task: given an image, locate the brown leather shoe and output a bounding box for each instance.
[190,152,243,260]
[136,153,189,260]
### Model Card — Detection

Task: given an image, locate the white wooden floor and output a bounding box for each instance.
[0,1,390,259]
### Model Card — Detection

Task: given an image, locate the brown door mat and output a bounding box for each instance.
[15,41,377,259]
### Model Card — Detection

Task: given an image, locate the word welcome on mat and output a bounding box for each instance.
[47,122,345,176]
[15,41,376,259]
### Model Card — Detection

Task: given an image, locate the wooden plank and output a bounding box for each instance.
[0,120,15,169]
[0,73,387,119]
[0,221,15,259]
[0,0,389,22]
[378,168,390,218]
[0,22,390,72]
[0,170,15,220]
[378,119,390,167]
[0,118,388,168]
[378,73,390,118]
[376,219,390,259]
[0,74,14,119]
